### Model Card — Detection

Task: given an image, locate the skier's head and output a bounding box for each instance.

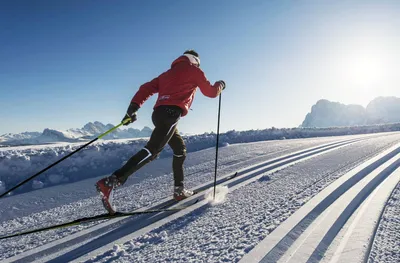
[183,50,200,67]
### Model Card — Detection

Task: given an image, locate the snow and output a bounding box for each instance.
[368,178,400,262]
[32,180,44,190]
[322,164,400,263]
[204,185,229,205]
[0,132,400,263]
[0,129,351,196]
[0,132,41,142]
[0,139,150,195]
[0,180,5,193]
[101,135,398,263]
[245,144,400,263]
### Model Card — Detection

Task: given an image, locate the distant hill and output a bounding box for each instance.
[0,132,41,143]
[0,121,153,146]
[302,96,400,128]
[366,97,400,124]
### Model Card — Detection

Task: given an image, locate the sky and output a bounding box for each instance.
[1,0,400,135]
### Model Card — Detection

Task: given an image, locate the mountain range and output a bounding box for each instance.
[3,96,400,146]
[302,96,400,128]
[0,122,153,146]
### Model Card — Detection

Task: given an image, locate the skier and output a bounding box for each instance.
[96,50,226,214]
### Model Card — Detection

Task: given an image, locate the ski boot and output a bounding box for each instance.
[173,186,195,201]
[95,174,120,214]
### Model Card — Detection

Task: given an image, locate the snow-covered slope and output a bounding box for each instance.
[3,129,400,197]
[1,132,400,263]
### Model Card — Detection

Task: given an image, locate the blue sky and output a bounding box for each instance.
[1,1,400,135]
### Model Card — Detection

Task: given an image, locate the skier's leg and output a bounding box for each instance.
[168,129,194,200]
[168,129,186,187]
[96,106,181,213]
[113,106,181,185]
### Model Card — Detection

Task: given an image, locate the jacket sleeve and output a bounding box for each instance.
[195,69,223,98]
[131,77,159,107]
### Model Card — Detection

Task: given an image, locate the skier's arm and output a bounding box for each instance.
[195,70,224,98]
[131,77,159,106]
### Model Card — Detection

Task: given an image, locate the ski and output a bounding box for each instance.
[0,199,199,241]
[0,171,239,241]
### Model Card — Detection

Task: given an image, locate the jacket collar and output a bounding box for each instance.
[171,56,193,68]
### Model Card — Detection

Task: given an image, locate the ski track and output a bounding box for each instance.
[81,134,400,263]
[1,133,399,262]
[0,137,339,223]
[368,180,400,263]
[0,136,344,260]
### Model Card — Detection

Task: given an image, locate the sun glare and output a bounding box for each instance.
[342,46,384,87]
[332,36,391,106]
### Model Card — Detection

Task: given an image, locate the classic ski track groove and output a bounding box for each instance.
[60,138,367,263]
[364,176,400,263]
[239,142,400,263]
[1,136,377,263]
[322,164,400,263]
[212,142,400,263]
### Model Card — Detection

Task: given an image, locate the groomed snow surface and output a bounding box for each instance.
[368,180,400,263]
[0,132,400,263]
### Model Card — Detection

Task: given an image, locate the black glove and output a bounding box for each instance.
[122,102,140,125]
[218,80,226,90]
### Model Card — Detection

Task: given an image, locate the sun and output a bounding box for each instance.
[333,39,389,106]
[342,47,383,87]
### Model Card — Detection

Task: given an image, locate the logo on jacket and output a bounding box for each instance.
[159,95,171,101]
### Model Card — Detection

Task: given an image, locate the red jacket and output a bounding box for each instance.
[131,56,223,116]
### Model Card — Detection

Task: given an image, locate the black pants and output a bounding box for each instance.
[114,105,186,186]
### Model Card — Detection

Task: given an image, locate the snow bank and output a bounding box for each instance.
[32,180,44,189]
[0,180,5,194]
[0,139,147,195]
[0,126,398,195]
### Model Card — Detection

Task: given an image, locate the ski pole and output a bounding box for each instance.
[213,93,222,199]
[0,119,131,199]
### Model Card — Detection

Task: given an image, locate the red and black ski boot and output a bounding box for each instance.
[173,186,195,201]
[95,174,120,214]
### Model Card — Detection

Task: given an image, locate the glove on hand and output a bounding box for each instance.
[122,102,139,125]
